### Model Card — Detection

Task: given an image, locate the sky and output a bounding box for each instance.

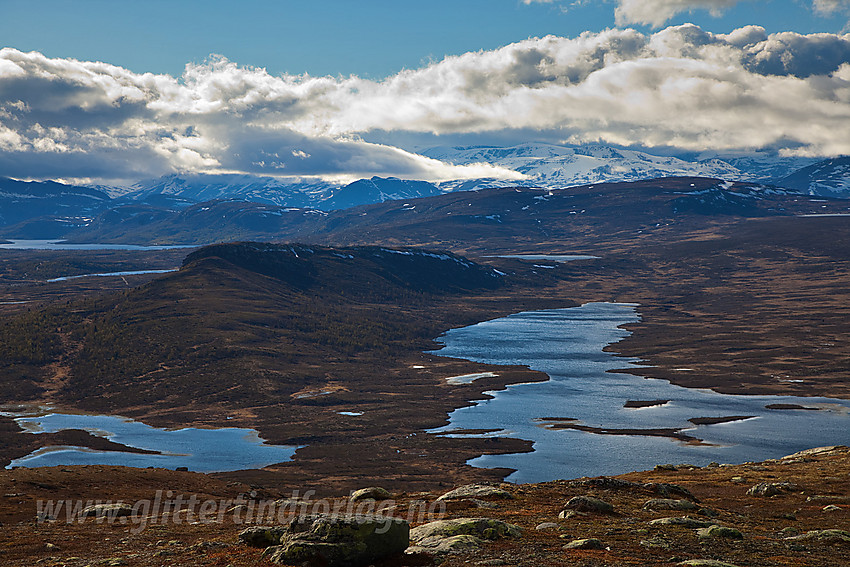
[1,0,850,185]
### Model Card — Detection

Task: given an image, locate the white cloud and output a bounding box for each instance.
[2,25,850,184]
[814,0,850,15]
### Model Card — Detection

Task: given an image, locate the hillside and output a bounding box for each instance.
[0,242,566,489]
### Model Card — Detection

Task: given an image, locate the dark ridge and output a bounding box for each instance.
[182,242,503,294]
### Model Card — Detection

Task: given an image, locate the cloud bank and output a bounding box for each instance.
[2,24,850,183]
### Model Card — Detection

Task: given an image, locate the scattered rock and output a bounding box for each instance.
[563,538,605,550]
[436,484,513,501]
[823,504,842,512]
[261,514,409,567]
[535,522,559,531]
[81,503,133,518]
[678,560,740,567]
[730,476,747,484]
[565,478,695,501]
[175,466,189,472]
[350,486,391,501]
[562,496,614,514]
[643,499,698,511]
[649,516,714,528]
[238,526,288,548]
[696,525,744,540]
[45,543,60,551]
[746,482,801,497]
[655,464,678,471]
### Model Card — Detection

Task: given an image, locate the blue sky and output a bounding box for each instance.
[1,0,850,185]
[2,0,848,78]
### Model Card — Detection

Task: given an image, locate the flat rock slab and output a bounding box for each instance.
[436,484,513,501]
[409,517,521,543]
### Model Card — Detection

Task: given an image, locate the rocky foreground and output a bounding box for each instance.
[1,446,848,566]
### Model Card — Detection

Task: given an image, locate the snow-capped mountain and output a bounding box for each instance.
[775,157,850,198]
[124,174,334,208]
[423,143,812,191]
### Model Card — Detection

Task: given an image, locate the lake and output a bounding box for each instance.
[428,302,850,483]
[4,410,299,472]
[0,240,196,251]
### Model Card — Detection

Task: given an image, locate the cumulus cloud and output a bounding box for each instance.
[2,25,850,184]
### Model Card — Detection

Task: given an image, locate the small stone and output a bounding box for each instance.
[730,476,746,484]
[350,486,392,501]
[779,527,800,538]
[45,543,60,551]
[535,522,558,530]
[175,466,189,472]
[655,464,677,471]
[823,504,842,512]
[643,499,698,511]
[558,510,587,520]
[563,538,605,550]
[562,495,613,514]
[696,525,743,540]
[678,560,740,567]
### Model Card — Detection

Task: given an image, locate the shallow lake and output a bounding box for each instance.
[4,411,298,472]
[428,302,850,483]
[0,240,196,251]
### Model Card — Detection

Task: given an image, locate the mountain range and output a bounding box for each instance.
[1,143,849,241]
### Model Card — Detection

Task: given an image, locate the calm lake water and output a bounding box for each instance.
[0,240,196,251]
[5,411,298,472]
[428,303,850,483]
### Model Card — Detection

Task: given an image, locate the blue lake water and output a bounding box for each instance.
[5,412,299,472]
[0,240,196,251]
[428,302,850,483]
